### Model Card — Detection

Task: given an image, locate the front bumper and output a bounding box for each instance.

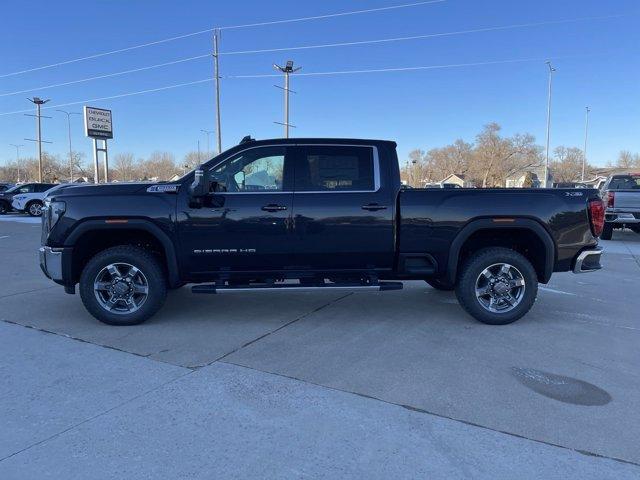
[39,246,64,281]
[572,247,603,274]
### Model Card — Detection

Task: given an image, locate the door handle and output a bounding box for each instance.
[361,203,387,211]
[261,204,288,212]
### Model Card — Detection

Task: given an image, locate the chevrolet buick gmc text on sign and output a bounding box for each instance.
[83,106,113,139]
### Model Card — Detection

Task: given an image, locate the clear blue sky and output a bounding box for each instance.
[0,0,638,168]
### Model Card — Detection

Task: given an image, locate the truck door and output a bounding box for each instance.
[290,144,395,272]
[178,145,295,275]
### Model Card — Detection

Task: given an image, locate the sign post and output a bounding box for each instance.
[83,106,113,183]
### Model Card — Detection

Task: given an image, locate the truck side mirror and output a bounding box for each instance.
[188,165,208,207]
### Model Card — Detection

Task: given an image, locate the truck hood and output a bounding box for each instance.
[52,182,174,198]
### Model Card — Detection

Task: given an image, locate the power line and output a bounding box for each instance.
[0,79,212,116]
[0,0,443,79]
[218,0,444,30]
[1,13,627,98]
[220,14,628,56]
[0,53,614,117]
[0,55,210,97]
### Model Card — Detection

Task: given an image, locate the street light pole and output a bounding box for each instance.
[543,61,556,188]
[273,61,301,138]
[213,29,222,154]
[201,129,214,157]
[9,143,24,182]
[26,97,51,183]
[582,106,591,182]
[56,110,81,182]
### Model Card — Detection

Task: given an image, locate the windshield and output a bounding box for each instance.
[4,184,21,193]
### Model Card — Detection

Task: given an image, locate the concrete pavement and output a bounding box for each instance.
[1,216,639,478]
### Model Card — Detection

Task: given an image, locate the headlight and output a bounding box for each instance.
[45,200,66,230]
[14,195,26,200]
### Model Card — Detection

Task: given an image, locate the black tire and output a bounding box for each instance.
[425,278,455,291]
[79,245,167,326]
[0,201,9,215]
[26,200,43,217]
[600,222,613,240]
[455,247,538,325]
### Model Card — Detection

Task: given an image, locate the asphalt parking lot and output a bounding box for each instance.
[1,213,639,479]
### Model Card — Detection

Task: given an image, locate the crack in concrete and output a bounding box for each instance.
[201,292,355,368]
[219,361,640,469]
[0,361,193,464]
[0,285,56,300]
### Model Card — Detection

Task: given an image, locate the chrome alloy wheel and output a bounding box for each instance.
[93,263,149,315]
[475,263,525,313]
[29,202,43,216]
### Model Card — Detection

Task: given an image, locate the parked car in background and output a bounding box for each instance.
[12,183,73,216]
[600,173,640,240]
[0,182,56,215]
[0,183,15,192]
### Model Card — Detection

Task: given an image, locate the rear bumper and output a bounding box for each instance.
[572,247,603,274]
[605,210,640,224]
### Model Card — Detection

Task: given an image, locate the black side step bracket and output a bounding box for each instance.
[192,281,403,294]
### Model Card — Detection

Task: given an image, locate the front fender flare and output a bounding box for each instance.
[64,219,181,287]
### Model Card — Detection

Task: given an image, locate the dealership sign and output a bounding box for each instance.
[84,106,113,139]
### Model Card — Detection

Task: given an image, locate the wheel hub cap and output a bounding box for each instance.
[94,263,148,315]
[475,263,526,313]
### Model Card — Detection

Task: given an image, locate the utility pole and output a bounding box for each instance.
[197,139,201,163]
[213,29,222,154]
[9,143,24,182]
[543,62,556,188]
[582,106,591,182]
[201,129,214,157]
[25,97,51,183]
[273,61,301,138]
[56,110,81,182]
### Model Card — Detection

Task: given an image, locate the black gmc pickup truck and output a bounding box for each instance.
[39,137,604,326]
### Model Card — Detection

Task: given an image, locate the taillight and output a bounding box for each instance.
[588,199,605,237]
[606,191,615,208]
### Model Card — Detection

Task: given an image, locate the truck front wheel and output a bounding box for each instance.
[455,247,538,325]
[79,246,167,326]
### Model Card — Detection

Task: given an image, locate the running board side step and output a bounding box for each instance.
[191,281,403,294]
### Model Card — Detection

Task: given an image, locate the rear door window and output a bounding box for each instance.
[294,145,376,192]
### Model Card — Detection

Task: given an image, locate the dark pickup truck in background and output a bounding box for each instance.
[39,137,604,326]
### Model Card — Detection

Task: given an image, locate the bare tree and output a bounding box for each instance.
[113,152,136,182]
[616,150,640,169]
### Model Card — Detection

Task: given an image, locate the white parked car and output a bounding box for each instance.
[12,184,74,216]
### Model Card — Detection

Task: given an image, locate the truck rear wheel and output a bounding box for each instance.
[79,246,167,326]
[600,223,613,240]
[455,247,538,325]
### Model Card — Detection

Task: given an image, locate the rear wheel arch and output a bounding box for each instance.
[66,219,180,287]
[445,218,555,285]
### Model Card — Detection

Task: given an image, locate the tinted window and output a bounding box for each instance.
[211,146,285,192]
[35,183,55,192]
[15,184,34,193]
[295,146,375,192]
[608,175,640,190]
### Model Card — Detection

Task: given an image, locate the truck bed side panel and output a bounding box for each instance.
[398,189,599,275]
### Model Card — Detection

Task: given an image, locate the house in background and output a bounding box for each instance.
[505,165,550,188]
[440,173,474,187]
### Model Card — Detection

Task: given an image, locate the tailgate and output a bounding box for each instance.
[613,191,640,210]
